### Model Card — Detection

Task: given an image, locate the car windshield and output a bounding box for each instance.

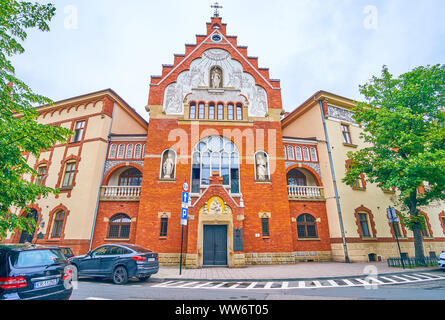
[124,244,152,253]
[11,249,67,268]
[61,248,73,255]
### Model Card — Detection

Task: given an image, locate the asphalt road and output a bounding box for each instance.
[70,271,445,301]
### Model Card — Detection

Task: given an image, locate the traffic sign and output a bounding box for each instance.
[181,207,188,226]
[387,207,399,222]
[183,181,189,192]
[182,191,189,204]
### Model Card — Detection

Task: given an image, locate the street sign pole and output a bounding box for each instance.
[179,181,189,276]
[388,207,405,269]
[392,219,405,270]
[179,224,184,275]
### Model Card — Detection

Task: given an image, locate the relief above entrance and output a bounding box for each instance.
[199,196,232,216]
[163,48,268,117]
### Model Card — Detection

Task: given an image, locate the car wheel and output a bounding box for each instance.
[113,266,128,285]
[139,275,151,282]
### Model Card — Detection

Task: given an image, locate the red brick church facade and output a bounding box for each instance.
[121,16,331,267]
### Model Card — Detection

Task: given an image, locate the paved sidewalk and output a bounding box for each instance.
[152,262,441,281]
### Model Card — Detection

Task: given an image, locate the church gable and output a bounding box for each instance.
[148,16,282,118]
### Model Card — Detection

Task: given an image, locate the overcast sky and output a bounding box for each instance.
[11,0,445,120]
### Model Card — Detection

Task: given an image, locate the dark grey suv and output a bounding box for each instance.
[0,244,73,300]
[69,244,159,285]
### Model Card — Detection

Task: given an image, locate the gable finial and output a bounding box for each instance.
[211,2,223,17]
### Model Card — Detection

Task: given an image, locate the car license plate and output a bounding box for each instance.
[34,279,58,289]
[147,258,155,262]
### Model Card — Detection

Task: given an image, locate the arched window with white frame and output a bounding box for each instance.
[125,144,134,159]
[134,144,142,159]
[310,147,318,161]
[287,146,295,160]
[117,144,125,159]
[295,146,302,161]
[109,144,117,159]
[303,147,310,161]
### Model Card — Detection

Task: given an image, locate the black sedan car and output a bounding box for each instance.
[69,244,159,285]
[0,244,73,300]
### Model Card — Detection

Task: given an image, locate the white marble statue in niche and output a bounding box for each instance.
[161,150,175,179]
[210,66,223,89]
[255,152,269,181]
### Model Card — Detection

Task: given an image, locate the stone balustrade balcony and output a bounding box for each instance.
[287,185,324,201]
[100,186,141,201]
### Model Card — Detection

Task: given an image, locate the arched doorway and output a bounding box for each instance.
[19,209,39,243]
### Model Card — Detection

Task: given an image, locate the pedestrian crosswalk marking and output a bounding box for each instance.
[150,272,445,290]
[264,282,274,289]
[327,280,339,287]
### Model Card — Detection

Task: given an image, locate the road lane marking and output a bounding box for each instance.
[247,282,257,289]
[281,282,289,289]
[298,281,306,288]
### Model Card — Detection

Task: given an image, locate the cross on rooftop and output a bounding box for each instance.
[211,2,223,17]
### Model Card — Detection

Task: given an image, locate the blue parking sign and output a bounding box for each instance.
[181,207,188,225]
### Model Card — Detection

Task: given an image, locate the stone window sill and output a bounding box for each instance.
[255,179,271,184]
[158,178,176,183]
[361,237,377,241]
[297,238,320,241]
[343,142,358,148]
[104,238,130,241]
[159,236,167,240]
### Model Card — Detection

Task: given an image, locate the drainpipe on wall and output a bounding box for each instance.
[88,102,116,252]
[317,99,350,263]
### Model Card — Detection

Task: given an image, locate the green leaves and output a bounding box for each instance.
[0,1,72,240]
[344,64,445,220]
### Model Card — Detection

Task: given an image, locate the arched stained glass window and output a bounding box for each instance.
[191,136,239,194]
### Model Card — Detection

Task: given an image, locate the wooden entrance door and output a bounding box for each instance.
[203,225,228,266]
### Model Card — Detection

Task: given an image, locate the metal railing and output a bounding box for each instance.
[101,186,141,200]
[287,185,324,199]
[387,257,438,268]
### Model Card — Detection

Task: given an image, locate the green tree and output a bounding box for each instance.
[0,1,72,240]
[343,64,445,262]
